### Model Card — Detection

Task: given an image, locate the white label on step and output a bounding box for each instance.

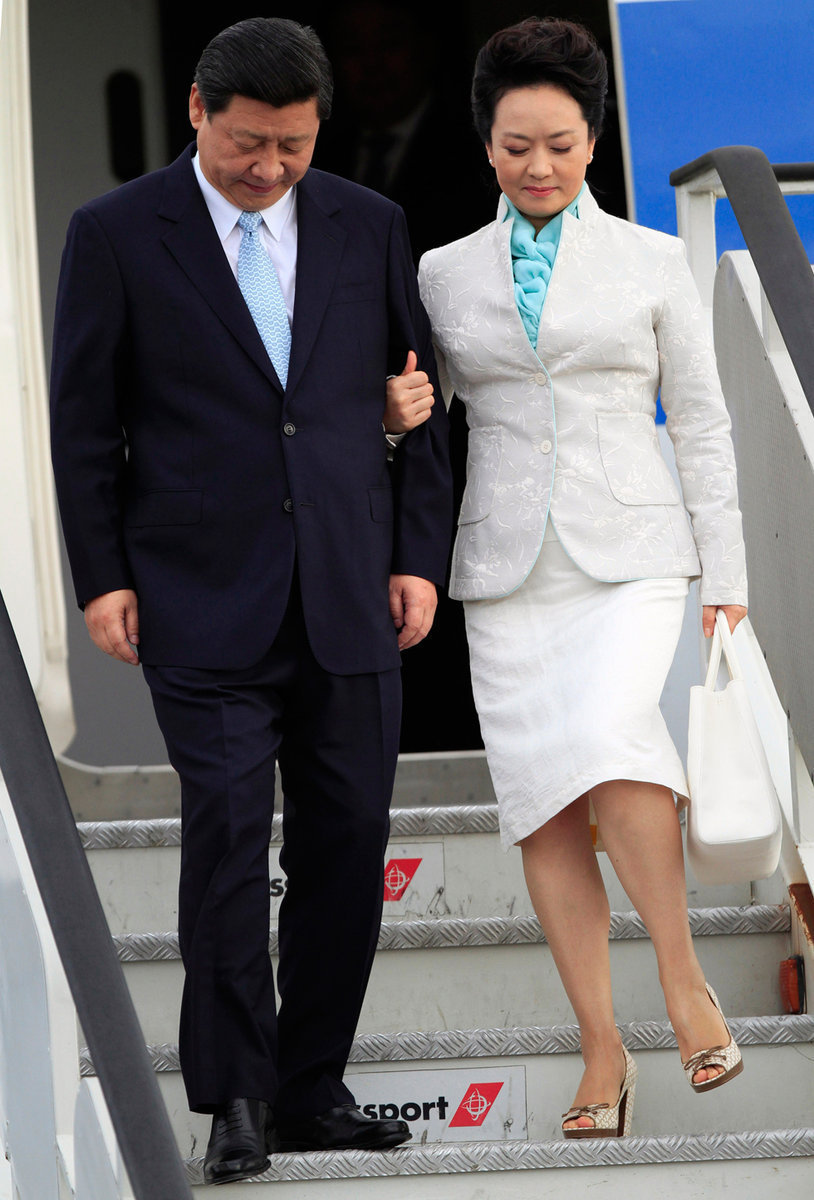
[344,1066,527,1143]
[269,848,286,920]
[269,841,447,919]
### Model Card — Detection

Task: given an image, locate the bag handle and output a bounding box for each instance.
[703,609,744,689]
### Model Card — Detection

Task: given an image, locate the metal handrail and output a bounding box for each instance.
[670,146,814,414]
[0,591,192,1199]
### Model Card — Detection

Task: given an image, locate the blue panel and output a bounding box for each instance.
[616,0,814,257]
[616,0,814,422]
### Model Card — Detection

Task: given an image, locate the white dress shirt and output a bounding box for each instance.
[192,152,297,324]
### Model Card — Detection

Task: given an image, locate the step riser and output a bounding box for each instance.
[64,751,497,821]
[154,1042,814,1159]
[185,1156,814,1199]
[86,834,767,936]
[118,934,786,1047]
[354,935,785,1036]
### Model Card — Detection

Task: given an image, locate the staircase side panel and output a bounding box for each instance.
[714,250,814,797]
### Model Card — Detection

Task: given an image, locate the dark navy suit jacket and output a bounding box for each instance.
[50,147,452,674]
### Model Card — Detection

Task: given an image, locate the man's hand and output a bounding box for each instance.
[389,574,437,650]
[84,589,140,664]
[383,351,435,434]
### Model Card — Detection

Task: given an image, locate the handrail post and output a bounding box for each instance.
[670,146,814,416]
[674,184,718,311]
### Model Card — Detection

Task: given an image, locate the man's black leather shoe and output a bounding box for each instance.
[203,1097,274,1185]
[276,1103,411,1152]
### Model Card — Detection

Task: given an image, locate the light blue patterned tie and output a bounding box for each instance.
[237,210,291,388]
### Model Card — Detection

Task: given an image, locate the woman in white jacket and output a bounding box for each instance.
[387,17,747,1137]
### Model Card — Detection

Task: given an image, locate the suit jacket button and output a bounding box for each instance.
[283,422,296,436]
[534,372,548,385]
[540,439,553,454]
[283,498,294,512]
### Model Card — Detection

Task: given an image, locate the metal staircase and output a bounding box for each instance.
[2,0,814,1179]
[73,795,814,1196]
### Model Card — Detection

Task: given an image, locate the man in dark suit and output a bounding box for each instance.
[50,17,451,1185]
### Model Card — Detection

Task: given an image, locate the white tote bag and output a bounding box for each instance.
[686,611,782,885]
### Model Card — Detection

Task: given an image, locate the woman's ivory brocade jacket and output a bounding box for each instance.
[417,189,748,607]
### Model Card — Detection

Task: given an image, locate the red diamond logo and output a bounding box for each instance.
[448,1082,504,1127]
[383,857,422,901]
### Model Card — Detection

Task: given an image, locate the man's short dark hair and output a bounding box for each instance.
[194,17,333,119]
[472,17,607,143]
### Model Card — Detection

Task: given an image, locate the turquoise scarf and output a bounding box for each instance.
[504,184,585,346]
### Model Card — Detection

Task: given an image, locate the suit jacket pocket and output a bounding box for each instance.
[125,490,202,527]
[597,412,680,505]
[459,426,503,525]
[368,486,393,523]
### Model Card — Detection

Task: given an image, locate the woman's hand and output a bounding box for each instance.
[702,604,747,638]
[384,351,435,433]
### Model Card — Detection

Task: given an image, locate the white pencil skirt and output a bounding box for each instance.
[463,525,690,849]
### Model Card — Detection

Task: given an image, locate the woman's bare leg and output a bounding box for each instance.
[591,780,729,1083]
[520,795,626,1130]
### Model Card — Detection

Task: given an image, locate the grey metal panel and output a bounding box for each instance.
[78,804,502,850]
[0,594,192,1196]
[183,1127,814,1182]
[110,905,790,961]
[713,251,814,774]
[66,754,498,822]
[80,1013,814,1076]
[79,818,182,849]
[0,793,62,1198]
[345,1013,814,1061]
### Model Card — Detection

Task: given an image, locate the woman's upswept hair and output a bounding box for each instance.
[472,17,607,142]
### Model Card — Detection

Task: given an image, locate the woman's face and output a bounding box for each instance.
[486,84,595,232]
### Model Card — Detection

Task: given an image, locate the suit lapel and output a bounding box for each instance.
[158,149,282,391]
[286,171,346,396]
[536,187,602,351]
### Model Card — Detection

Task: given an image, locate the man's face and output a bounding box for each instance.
[189,84,320,210]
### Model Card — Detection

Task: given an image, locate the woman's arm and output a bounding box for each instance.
[656,240,748,619]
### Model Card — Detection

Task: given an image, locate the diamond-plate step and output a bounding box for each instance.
[81,806,765,936]
[111,906,789,1046]
[182,1129,814,1198]
[79,1014,814,1160]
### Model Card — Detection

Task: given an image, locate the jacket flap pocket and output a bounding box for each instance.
[126,490,202,527]
[597,411,680,505]
[368,486,393,523]
[459,426,503,525]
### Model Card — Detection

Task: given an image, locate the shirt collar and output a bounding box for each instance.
[192,152,297,241]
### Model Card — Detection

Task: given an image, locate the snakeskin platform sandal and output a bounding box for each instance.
[562,1044,638,1139]
[682,983,744,1093]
